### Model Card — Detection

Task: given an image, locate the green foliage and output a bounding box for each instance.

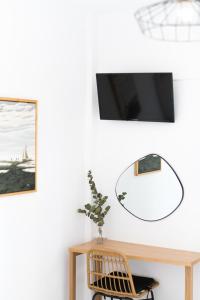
[117,192,127,204]
[77,170,126,227]
[77,170,111,227]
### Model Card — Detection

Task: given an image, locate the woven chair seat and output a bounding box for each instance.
[93,272,156,294]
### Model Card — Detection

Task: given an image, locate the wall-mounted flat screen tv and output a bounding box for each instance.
[96,73,174,122]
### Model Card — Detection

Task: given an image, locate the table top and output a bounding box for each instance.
[69,239,200,266]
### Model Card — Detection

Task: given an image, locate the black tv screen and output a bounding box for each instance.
[96,73,174,122]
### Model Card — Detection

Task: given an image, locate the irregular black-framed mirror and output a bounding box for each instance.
[115,154,184,222]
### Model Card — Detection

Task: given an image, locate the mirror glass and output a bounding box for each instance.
[115,154,184,222]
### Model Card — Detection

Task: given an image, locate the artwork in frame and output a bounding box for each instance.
[134,154,161,176]
[0,98,37,196]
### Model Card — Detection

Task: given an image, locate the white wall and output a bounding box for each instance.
[0,1,89,300]
[1,1,200,300]
[88,3,200,300]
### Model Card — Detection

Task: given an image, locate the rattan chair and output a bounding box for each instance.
[87,249,159,300]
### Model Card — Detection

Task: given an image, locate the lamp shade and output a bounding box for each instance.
[135,0,200,42]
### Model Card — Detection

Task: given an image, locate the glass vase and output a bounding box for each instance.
[96,226,103,244]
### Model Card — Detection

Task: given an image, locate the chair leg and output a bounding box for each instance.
[92,292,107,300]
[150,290,154,300]
[92,292,99,300]
[146,290,154,300]
[92,294,134,300]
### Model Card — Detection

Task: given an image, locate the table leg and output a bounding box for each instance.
[185,266,193,300]
[95,258,102,300]
[69,251,77,300]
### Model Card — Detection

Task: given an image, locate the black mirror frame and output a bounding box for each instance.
[115,153,184,222]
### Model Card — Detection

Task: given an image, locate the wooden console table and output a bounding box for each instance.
[69,239,200,300]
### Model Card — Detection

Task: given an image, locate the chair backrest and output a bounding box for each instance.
[87,249,137,298]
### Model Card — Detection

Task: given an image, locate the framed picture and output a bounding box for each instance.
[0,98,37,196]
[134,154,161,176]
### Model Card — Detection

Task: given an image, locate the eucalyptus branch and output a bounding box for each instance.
[78,170,110,227]
[77,170,126,227]
[117,192,127,204]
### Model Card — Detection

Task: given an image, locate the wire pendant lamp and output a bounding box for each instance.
[135,0,200,42]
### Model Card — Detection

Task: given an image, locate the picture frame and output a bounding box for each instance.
[0,97,38,196]
[134,154,161,176]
